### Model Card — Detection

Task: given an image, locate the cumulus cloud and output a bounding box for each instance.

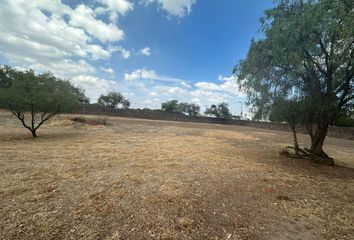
[140,47,151,56]
[71,75,119,102]
[120,69,244,114]
[124,69,186,83]
[108,45,131,59]
[69,4,124,43]
[98,0,134,22]
[100,67,114,75]
[144,0,197,17]
[196,75,244,97]
[0,0,128,77]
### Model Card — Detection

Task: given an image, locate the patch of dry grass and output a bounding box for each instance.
[0,111,353,239]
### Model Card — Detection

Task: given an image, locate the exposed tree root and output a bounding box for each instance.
[279,146,335,166]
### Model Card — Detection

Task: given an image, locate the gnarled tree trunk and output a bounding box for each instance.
[309,122,335,166]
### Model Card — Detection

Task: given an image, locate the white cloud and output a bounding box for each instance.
[121,70,245,113]
[124,69,157,81]
[0,0,133,82]
[108,45,131,59]
[144,0,197,17]
[11,58,96,79]
[71,75,119,102]
[140,47,151,56]
[100,67,114,75]
[98,0,134,22]
[218,74,236,82]
[195,75,244,97]
[166,86,185,95]
[124,68,186,83]
[34,0,72,16]
[69,4,124,43]
[195,82,221,91]
[180,81,192,88]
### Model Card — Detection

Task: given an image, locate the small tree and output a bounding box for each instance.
[269,99,305,155]
[205,102,232,119]
[97,92,130,109]
[0,66,86,137]
[184,103,200,116]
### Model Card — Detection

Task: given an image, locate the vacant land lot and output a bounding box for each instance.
[0,112,353,240]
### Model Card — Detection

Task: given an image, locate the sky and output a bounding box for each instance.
[0,0,274,116]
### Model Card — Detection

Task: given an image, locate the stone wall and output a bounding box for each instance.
[75,105,354,140]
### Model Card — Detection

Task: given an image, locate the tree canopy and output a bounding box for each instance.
[161,100,200,116]
[97,92,130,109]
[0,66,87,137]
[234,0,353,164]
[161,100,180,113]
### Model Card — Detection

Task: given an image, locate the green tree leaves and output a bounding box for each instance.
[205,102,232,119]
[97,92,130,109]
[161,100,200,116]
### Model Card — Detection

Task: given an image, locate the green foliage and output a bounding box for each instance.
[269,99,305,124]
[205,102,232,119]
[0,67,83,113]
[161,100,180,113]
[234,0,354,157]
[235,0,353,119]
[0,65,87,137]
[97,92,130,109]
[161,100,200,116]
[334,110,354,127]
[183,103,201,116]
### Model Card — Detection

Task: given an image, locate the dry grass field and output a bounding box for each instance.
[0,111,353,240]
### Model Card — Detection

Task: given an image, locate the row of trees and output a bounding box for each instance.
[235,0,353,165]
[160,100,234,119]
[0,66,238,137]
[161,100,200,116]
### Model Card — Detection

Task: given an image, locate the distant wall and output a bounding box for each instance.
[75,105,354,140]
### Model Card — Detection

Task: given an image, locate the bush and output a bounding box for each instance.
[71,116,108,126]
[335,116,354,127]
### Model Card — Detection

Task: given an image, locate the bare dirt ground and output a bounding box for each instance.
[0,111,353,240]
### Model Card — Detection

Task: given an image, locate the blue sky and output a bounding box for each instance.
[0,0,274,116]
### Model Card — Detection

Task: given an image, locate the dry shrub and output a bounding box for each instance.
[48,118,73,127]
[71,116,108,126]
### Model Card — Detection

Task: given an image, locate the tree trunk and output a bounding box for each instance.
[309,123,335,166]
[291,126,299,155]
[30,129,37,138]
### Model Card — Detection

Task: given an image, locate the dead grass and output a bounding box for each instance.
[0,111,353,240]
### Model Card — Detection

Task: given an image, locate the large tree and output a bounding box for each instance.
[0,66,86,137]
[235,0,353,165]
[205,102,232,119]
[183,103,201,116]
[97,92,130,109]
